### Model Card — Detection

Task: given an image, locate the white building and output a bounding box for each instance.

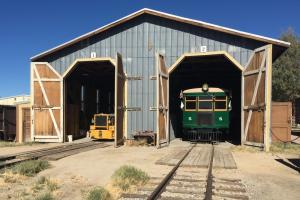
[0,95,30,105]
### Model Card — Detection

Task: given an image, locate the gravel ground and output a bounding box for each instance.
[0,140,299,199]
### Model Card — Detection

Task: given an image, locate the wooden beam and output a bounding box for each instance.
[62,57,116,79]
[125,107,141,111]
[243,68,266,76]
[168,51,244,75]
[264,45,273,152]
[33,78,61,82]
[243,103,266,111]
[126,76,143,80]
[244,141,264,148]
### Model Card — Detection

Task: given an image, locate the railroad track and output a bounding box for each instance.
[0,141,110,169]
[121,144,248,200]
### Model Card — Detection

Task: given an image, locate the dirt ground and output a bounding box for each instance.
[232,150,300,200]
[0,139,299,200]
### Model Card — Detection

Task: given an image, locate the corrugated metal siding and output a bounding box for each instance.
[39,15,264,138]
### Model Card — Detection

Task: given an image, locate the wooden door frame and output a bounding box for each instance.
[62,58,117,142]
[169,51,244,74]
[169,51,243,143]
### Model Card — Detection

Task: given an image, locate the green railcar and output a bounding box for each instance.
[181,85,231,142]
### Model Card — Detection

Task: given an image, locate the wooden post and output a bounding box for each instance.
[264,45,273,152]
[30,62,34,142]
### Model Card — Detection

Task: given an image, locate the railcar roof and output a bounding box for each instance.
[183,88,225,94]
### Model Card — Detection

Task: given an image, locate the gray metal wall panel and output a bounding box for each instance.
[42,15,266,139]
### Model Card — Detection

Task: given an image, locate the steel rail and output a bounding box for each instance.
[0,141,109,169]
[204,144,215,200]
[147,145,195,200]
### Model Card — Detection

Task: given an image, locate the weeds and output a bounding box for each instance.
[0,141,40,148]
[46,179,58,191]
[33,176,59,192]
[231,142,300,154]
[112,165,149,191]
[11,160,50,176]
[37,176,47,185]
[86,187,111,200]
[270,142,300,154]
[0,170,26,184]
[35,192,55,200]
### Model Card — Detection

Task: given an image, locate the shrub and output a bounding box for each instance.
[35,192,55,200]
[46,179,59,191]
[86,187,111,200]
[33,176,59,192]
[11,160,50,176]
[37,176,47,185]
[112,165,149,191]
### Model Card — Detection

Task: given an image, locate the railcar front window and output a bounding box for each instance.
[198,96,213,111]
[214,96,227,111]
[185,96,197,111]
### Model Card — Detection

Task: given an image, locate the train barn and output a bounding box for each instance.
[30,8,289,150]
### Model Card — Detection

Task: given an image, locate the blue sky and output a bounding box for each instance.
[0,0,299,97]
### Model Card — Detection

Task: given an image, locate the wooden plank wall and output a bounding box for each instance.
[0,106,16,141]
[32,63,62,140]
[244,50,266,143]
[16,104,31,143]
[115,54,125,146]
[271,102,292,142]
[157,54,168,145]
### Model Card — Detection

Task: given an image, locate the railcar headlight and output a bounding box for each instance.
[202,83,209,92]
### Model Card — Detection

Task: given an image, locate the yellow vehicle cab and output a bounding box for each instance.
[89,113,115,139]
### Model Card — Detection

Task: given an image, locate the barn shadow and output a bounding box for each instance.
[275,158,300,173]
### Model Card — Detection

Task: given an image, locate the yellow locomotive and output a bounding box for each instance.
[89,113,115,139]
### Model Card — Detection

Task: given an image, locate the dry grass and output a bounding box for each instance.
[34,192,55,200]
[0,141,41,148]
[85,187,112,200]
[10,160,50,177]
[231,145,263,153]
[126,139,149,146]
[270,142,300,154]
[231,142,300,155]
[111,165,149,192]
[33,176,59,192]
[0,161,59,200]
[0,170,27,185]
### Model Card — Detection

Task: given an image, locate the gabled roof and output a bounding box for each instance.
[31,8,290,61]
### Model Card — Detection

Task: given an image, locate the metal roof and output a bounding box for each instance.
[31,8,290,61]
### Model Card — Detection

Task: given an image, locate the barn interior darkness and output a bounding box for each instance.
[169,55,242,144]
[64,61,115,140]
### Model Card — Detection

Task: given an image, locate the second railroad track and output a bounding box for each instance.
[0,141,110,169]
